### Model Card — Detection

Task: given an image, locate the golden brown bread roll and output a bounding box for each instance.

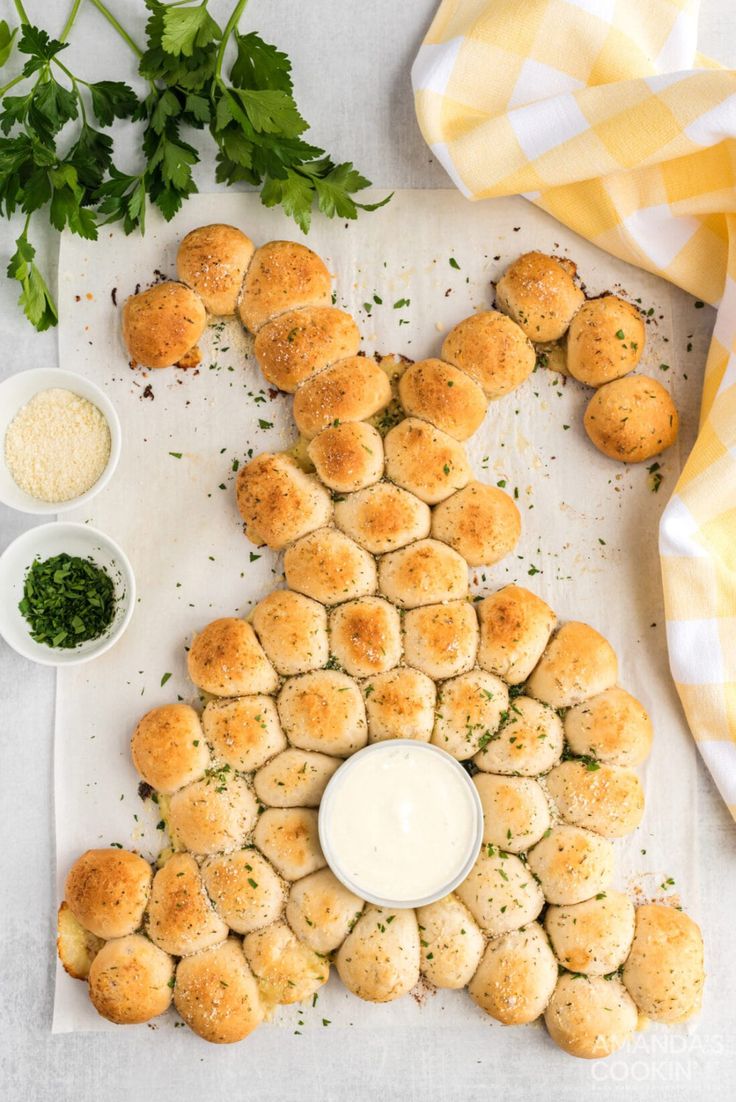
[254,306,360,392]
[378,538,468,608]
[329,596,402,677]
[564,687,653,766]
[56,902,104,981]
[584,374,679,462]
[168,773,258,856]
[398,358,487,440]
[441,310,536,399]
[468,922,558,1025]
[277,670,368,756]
[88,934,173,1025]
[334,482,431,554]
[202,695,286,772]
[494,252,585,342]
[545,974,638,1058]
[622,903,704,1022]
[284,527,377,605]
[122,281,207,369]
[176,224,254,316]
[545,760,644,838]
[201,849,285,935]
[416,894,484,989]
[566,295,645,386]
[253,807,326,881]
[235,452,332,551]
[473,773,551,854]
[238,240,331,332]
[545,890,635,976]
[243,921,329,1006]
[174,938,264,1043]
[363,666,437,743]
[455,847,544,935]
[402,600,479,680]
[146,853,228,956]
[131,703,210,795]
[336,906,420,1003]
[526,825,615,905]
[431,669,509,760]
[65,849,152,940]
[476,585,556,684]
[472,695,563,776]
[292,356,392,439]
[526,621,618,708]
[187,617,278,697]
[250,589,329,676]
[431,481,521,567]
[307,421,384,492]
[285,868,365,954]
[384,417,471,504]
[253,747,341,807]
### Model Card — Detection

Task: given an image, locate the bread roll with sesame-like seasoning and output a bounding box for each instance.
[473,773,551,854]
[469,922,558,1025]
[336,906,420,1003]
[431,482,521,567]
[545,891,635,976]
[251,589,329,676]
[472,695,563,776]
[494,252,585,342]
[622,903,704,1023]
[545,760,644,838]
[253,748,342,808]
[526,621,618,709]
[403,600,479,680]
[65,849,152,940]
[146,853,228,957]
[254,306,360,392]
[187,617,278,697]
[398,358,487,440]
[441,310,536,399]
[243,921,329,1006]
[176,224,254,316]
[253,807,326,881]
[202,695,286,772]
[201,849,285,935]
[88,934,173,1025]
[384,417,471,504]
[566,295,645,386]
[432,669,509,760]
[416,894,484,989]
[564,687,653,767]
[476,585,557,685]
[378,538,468,608]
[545,974,638,1059]
[584,374,679,463]
[131,703,210,795]
[329,596,402,677]
[307,421,384,492]
[122,281,207,369]
[167,774,258,856]
[527,825,615,906]
[174,938,264,1044]
[455,847,544,936]
[277,669,368,756]
[235,452,332,551]
[363,667,436,743]
[293,356,392,439]
[286,868,365,954]
[238,240,331,332]
[334,482,431,554]
[284,528,377,606]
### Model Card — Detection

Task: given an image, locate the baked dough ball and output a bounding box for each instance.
[545,890,635,976]
[307,422,384,493]
[431,482,521,567]
[146,853,228,957]
[441,310,536,400]
[335,483,431,554]
[201,849,284,935]
[168,774,258,856]
[277,670,368,756]
[251,589,328,676]
[336,906,420,1003]
[243,921,329,1006]
[238,240,331,333]
[468,923,558,1025]
[176,224,254,316]
[526,825,615,905]
[384,417,471,504]
[473,695,563,776]
[546,760,644,838]
[545,974,638,1059]
[494,252,585,342]
[432,670,509,760]
[473,774,551,854]
[416,894,484,989]
[455,848,544,935]
[378,539,468,609]
[284,528,377,606]
[398,358,487,440]
[564,687,653,767]
[122,282,207,369]
[65,849,152,940]
[253,808,325,881]
[526,622,618,709]
[584,375,679,463]
[88,934,173,1025]
[235,452,332,551]
[187,618,278,697]
[363,667,436,742]
[286,868,365,954]
[403,601,479,680]
[131,703,210,795]
[567,295,645,386]
[293,356,392,439]
[56,902,104,981]
[476,585,557,685]
[202,695,286,772]
[174,938,264,1044]
[254,306,360,392]
[623,903,704,1023]
[254,748,342,808]
[329,597,402,677]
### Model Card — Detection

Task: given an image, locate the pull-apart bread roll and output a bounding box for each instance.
[494,252,585,342]
[168,774,258,856]
[584,374,679,463]
[456,847,544,936]
[238,240,331,332]
[403,600,479,680]
[122,281,207,368]
[545,760,644,838]
[469,922,558,1025]
[398,358,487,440]
[253,747,341,808]
[545,890,635,976]
[527,825,615,905]
[476,585,556,684]
[187,617,278,697]
[334,482,431,554]
[329,596,402,677]
[384,417,471,504]
[623,903,704,1023]
[564,686,653,766]
[472,695,563,776]
[202,695,286,772]
[473,773,551,854]
[235,452,332,551]
[286,868,365,954]
[243,921,329,1006]
[307,421,384,492]
[431,481,521,567]
[441,310,536,399]
[526,621,618,708]
[336,906,420,1003]
[57,902,105,981]
[176,224,254,316]
[201,850,284,935]
[284,528,377,605]
[416,895,484,989]
[363,666,436,743]
[88,934,173,1025]
[432,669,509,760]
[566,295,645,386]
[277,670,368,756]
[253,807,325,881]
[254,306,360,392]
[293,356,392,438]
[378,538,468,608]
[251,589,328,676]
[545,974,638,1059]
[131,703,210,794]
[174,938,264,1043]
[146,853,228,956]
[65,849,152,940]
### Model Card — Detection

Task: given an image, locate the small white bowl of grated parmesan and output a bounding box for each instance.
[0,368,121,514]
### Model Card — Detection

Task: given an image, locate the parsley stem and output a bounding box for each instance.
[0,73,24,97]
[86,0,142,59]
[60,0,83,42]
[216,0,251,80]
[13,0,30,24]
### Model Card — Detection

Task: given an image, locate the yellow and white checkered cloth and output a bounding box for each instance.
[412,0,736,818]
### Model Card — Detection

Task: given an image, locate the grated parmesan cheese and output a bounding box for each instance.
[5,388,111,503]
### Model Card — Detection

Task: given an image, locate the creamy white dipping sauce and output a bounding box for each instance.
[319,741,482,905]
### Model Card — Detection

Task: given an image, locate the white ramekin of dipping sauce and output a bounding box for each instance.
[318,740,484,909]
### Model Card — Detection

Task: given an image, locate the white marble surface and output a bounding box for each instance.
[1,2,735,1100]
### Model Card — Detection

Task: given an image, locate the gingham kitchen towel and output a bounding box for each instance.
[412,0,736,818]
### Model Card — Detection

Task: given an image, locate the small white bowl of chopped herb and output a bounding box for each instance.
[0,522,135,666]
[0,367,121,515]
